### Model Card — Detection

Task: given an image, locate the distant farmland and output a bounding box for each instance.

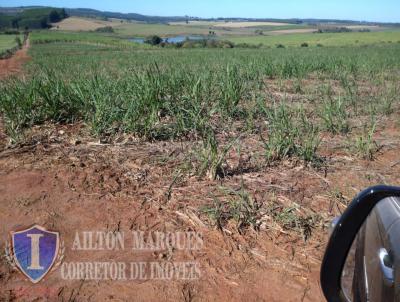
[52,16,123,31]
[228,30,400,46]
[0,35,19,52]
[212,21,292,27]
[170,21,292,27]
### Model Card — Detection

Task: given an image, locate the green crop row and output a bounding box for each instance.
[1,40,399,175]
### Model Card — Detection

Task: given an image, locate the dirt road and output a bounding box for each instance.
[0,39,30,79]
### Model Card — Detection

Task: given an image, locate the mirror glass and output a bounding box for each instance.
[340,197,398,302]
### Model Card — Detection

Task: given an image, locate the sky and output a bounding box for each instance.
[1,0,399,23]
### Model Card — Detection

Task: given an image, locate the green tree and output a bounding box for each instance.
[15,36,23,49]
[60,8,68,19]
[49,10,61,23]
[144,35,163,46]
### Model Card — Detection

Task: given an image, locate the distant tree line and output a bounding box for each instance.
[94,26,114,33]
[317,27,353,33]
[0,8,68,30]
[317,27,372,34]
[143,35,263,49]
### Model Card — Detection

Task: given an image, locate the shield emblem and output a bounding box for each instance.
[11,225,59,283]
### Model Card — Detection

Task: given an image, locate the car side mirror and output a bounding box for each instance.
[320,185,400,302]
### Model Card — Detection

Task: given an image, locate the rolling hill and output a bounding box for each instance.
[0,7,68,29]
[1,6,399,27]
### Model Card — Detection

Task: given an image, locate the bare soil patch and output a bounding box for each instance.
[1,111,399,301]
[213,22,292,28]
[0,123,327,301]
[51,17,122,31]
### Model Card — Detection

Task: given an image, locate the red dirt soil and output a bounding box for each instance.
[0,124,327,302]
[2,120,399,301]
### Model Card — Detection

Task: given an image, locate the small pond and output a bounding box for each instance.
[130,35,211,44]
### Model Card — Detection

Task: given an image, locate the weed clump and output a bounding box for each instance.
[201,183,322,239]
[320,98,350,134]
[353,122,379,160]
[201,183,262,232]
[218,65,245,118]
[262,104,320,163]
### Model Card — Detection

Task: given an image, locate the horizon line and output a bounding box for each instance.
[1,5,399,24]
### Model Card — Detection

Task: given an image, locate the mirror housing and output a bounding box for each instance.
[320,185,400,302]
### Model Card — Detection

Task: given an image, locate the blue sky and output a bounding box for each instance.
[1,0,399,22]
